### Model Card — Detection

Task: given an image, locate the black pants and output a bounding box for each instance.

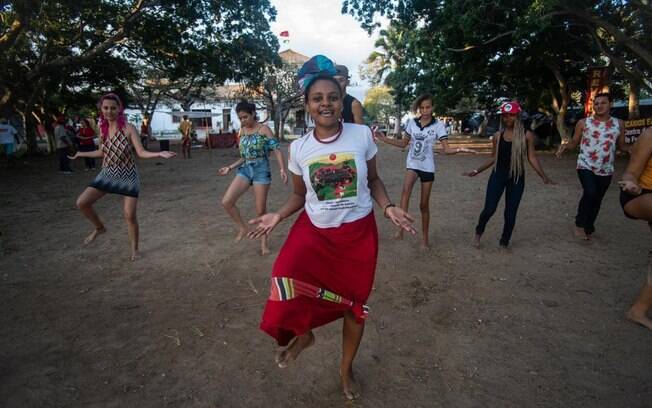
[78,144,96,169]
[57,147,72,172]
[575,169,612,234]
[475,170,525,246]
[159,140,170,151]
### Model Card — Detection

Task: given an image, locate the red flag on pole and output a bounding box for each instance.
[279,31,289,37]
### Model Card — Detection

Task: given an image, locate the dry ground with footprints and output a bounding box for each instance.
[1,138,650,407]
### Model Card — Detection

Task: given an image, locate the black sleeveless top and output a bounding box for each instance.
[342,94,358,123]
[496,131,512,173]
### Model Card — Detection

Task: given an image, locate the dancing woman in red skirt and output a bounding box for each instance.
[248,55,416,400]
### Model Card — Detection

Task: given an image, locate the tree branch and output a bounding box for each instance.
[446,30,516,52]
[27,0,148,79]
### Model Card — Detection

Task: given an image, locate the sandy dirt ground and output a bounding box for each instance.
[1,138,650,408]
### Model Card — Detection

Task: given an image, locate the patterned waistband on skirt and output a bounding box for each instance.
[270,276,369,321]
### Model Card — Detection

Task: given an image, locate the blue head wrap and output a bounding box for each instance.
[297,55,337,92]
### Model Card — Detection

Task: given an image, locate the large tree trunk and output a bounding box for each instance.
[547,62,571,144]
[23,79,45,154]
[394,104,401,137]
[628,80,641,120]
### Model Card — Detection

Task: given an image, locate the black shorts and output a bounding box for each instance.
[407,168,435,183]
[620,188,652,219]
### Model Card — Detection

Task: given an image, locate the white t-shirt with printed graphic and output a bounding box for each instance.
[288,123,378,228]
[404,118,448,173]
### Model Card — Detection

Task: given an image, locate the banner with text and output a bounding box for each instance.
[624,117,652,144]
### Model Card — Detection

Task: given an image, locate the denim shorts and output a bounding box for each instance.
[236,159,271,185]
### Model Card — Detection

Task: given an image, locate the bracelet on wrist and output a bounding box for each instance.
[383,203,395,217]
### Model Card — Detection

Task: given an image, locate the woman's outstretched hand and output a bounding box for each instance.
[67,152,80,160]
[217,167,230,176]
[159,151,176,159]
[385,206,417,234]
[248,213,282,239]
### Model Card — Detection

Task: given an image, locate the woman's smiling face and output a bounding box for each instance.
[306,78,342,129]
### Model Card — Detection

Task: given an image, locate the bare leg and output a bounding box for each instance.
[341,310,364,400]
[275,331,315,368]
[123,196,139,261]
[395,170,418,240]
[419,181,433,248]
[221,175,251,242]
[76,187,107,244]
[626,283,652,331]
[252,183,271,255]
[623,198,652,330]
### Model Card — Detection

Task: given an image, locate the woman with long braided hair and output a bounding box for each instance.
[464,101,555,249]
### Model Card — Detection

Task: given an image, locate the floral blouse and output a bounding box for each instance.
[577,116,620,176]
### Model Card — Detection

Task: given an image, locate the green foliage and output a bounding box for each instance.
[348,0,652,131]
[0,0,279,151]
[363,86,394,124]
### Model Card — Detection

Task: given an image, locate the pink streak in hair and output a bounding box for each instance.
[97,93,127,142]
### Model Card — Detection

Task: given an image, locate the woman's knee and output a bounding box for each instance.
[419,201,429,213]
[221,197,233,209]
[76,196,89,210]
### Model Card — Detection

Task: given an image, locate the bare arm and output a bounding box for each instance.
[375,129,410,148]
[69,149,104,159]
[367,155,416,234]
[129,124,175,159]
[352,99,364,125]
[620,128,652,194]
[218,158,245,175]
[440,139,475,154]
[557,119,584,156]
[463,134,497,176]
[261,125,288,184]
[616,119,631,154]
[526,131,554,184]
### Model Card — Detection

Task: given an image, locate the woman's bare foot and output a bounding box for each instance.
[235,227,247,242]
[420,241,431,250]
[130,250,140,262]
[472,234,481,248]
[574,227,589,241]
[340,368,361,400]
[275,331,314,368]
[84,227,106,245]
[625,306,652,331]
[393,229,404,240]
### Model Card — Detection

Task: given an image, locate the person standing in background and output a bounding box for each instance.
[334,65,364,124]
[140,115,151,149]
[0,118,18,168]
[77,119,97,171]
[54,115,74,174]
[179,114,193,159]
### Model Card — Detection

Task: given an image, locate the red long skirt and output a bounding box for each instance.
[260,211,379,346]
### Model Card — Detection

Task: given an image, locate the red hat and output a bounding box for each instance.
[501,101,522,114]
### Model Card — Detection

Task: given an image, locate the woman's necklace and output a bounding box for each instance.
[313,122,343,144]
